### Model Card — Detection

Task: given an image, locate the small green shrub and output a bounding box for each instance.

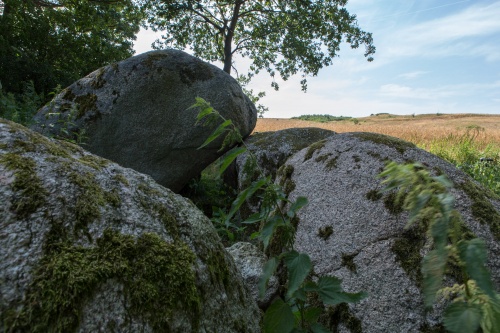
[0,81,43,126]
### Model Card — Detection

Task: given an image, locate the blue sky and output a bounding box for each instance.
[134,0,500,118]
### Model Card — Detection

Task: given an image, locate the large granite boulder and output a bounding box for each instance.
[0,119,260,333]
[274,132,500,332]
[31,49,257,192]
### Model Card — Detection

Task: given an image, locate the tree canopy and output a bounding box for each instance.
[0,0,143,97]
[146,0,375,91]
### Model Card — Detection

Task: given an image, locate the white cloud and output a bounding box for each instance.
[386,2,500,59]
[380,84,412,95]
[379,84,456,100]
[398,71,429,79]
[380,81,500,100]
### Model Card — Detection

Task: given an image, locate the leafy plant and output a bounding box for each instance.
[191,97,367,333]
[379,162,500,333]
[1,0,143,103]
[146,0,375,119]
[40,102,87,145]
[0,80,43,126]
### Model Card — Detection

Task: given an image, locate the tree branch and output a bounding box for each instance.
[189,6,224,31]
[223,0,243,73]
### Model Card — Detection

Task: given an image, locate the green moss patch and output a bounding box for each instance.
[103,188,121,208]
[53,139,83,155]
[79,154,109,170]
[197,243,231,288]
[366,189,383,201]
[315,153,332,163]
[68,171,105,235]
[316,151,347,171]
[392,214,476,287]
[61,89,98,118]
[459,180,500,240]
[9,126,72,158]
[74,93,98,118]
[341,253,358,273]
[383,191,405,215]
[0,153,47,219]
[318,226,334,241]
[391,225,427,286]
[304,139,327,161]
[4,229,200,333]
[67,171,121,239]
[277,164,296,197]
[91,67,106,89]
[136,184,180,239]
[353,133,416,154]
[113,174,130,186]
[326,156,339,170]
[62,88,76,101]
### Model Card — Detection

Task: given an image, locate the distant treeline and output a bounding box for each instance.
[292,114,353,122]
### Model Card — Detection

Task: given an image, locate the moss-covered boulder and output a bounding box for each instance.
[0,119,260,333]
[276,132,500,332]
[31,49,257,193]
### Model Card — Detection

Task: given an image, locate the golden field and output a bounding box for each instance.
[254,114,500,151]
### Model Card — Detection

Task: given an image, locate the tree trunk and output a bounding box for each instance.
[2,0,11,16]
[223,0,243,74]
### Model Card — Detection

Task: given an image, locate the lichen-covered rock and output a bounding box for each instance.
[226,128,336,218]
[226,242,279,309]
[234,127,336,187]
[31,49,257,192]
[276,132,500,332]
[0,119,261,333]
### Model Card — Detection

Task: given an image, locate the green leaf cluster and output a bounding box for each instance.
[0,0,143,114]
[0,81,43,126]
[261,251,366,333]
[147,0,375,91]
[380,162,500,333]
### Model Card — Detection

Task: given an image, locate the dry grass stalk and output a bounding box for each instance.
[253,114,500,150]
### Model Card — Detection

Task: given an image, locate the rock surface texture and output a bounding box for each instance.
[31,49,257,192]
[275,132,500,332]
[226,242,279,309]
[0,119,260,333]
[234,127,336,188]
[228,128,336,219]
